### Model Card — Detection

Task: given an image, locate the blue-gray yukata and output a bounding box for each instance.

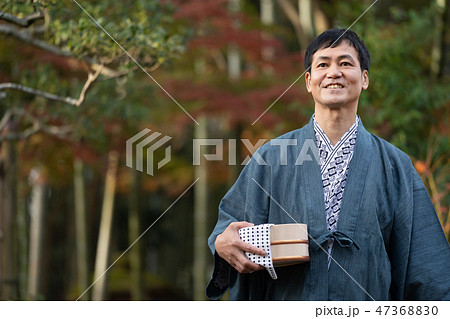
[206,117,450,300]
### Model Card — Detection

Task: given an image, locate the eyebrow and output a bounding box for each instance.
[315,54,356,63]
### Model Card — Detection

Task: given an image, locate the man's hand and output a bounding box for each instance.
[215,221,266,273]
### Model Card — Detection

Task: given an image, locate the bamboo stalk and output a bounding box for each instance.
[128,169,143,300]
[27,168,46,300]
[0,117,19,300]
[74,158,90,300]
[193,116,208,301]
[92,151,118,301]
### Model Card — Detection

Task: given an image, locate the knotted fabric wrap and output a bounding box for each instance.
[238,224,277,279]
[312,230,360,251]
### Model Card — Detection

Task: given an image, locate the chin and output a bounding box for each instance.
[324,103,343,110]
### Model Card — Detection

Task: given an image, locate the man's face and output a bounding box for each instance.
[305,41,369,111]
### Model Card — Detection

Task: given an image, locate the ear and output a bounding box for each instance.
[361,70,369,90]
[305,72,312,93]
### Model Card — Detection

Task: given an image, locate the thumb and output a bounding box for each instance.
[231,221,254,230]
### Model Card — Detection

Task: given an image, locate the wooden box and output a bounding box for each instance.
[270,223,310,267]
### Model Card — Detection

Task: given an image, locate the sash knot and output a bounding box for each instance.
[313,230,359,250]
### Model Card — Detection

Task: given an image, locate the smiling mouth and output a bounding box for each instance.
[326,84,344,89]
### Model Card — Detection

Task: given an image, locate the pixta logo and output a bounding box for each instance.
[126,129,172,176]
[127,130,320,175]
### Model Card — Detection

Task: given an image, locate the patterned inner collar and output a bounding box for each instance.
[313,115,359,150]
[312,115,359,269]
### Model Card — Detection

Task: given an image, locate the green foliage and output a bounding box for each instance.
[326,2,449,158]
[3,0,186,67]
[355,6,449,157]
[1,0,189,170]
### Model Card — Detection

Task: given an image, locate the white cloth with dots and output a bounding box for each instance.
[238,224,277,280]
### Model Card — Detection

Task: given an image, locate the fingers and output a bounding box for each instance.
[229,222,266,256]
[234,261,264,274]
[230,252,265,273]
[216,221,267,273]
[241,241,266,256]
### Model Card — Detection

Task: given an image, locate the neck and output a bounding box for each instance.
[314,107,357,146]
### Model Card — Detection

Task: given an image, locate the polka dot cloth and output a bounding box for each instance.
[238,224,277,280]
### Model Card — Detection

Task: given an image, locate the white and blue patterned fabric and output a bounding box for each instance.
[314,116,358,269]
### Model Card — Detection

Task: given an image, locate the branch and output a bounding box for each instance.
[26,24,46,35]
[0,109,13,132]
[0,19,160,78]
[0,122,72,142]
[76,65,103,106]
[0,82,79,105]
[99,66,137,81]
[0,24,125,78]
[0,123,40,141]
[0,65,103,107]
[0,23,72,57]
[0,107,73,142]
[0,10,44,27]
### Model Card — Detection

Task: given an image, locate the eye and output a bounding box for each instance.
[341,61,352,66]
[317,62,328,68]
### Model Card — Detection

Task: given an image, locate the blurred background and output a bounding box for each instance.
[0,0,448,301]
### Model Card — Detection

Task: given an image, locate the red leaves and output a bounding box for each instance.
[161,78,309,128]
[173,0,230,22]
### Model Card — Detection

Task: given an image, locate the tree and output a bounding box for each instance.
[0,0,187,300]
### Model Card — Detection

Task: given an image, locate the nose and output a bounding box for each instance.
[326,63,342,78]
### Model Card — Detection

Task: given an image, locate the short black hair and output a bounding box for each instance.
[304,29,370,72]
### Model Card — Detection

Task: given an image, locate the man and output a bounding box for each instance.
[206,29,450,300]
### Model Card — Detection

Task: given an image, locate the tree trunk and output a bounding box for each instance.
[92,151,118,301]
[228,0,241,80]
[17,170,28,300]
[298,0,316,40]
[128,168,143,300]
[261,0,275,25]
[228,124,243,187]
[276,0,309,50]
[27,168,46,300]
[227,44,241,80]
[260,0,275,74]
[438,0,450,78]
[312,2,329,35]
[0,118,19,300]
[73,158,90,300]
[193,116,208,301]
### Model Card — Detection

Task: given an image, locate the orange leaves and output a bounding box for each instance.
[414,160,428,175]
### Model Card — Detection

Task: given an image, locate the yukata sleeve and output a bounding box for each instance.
[403,169,450,300]
[390,161,450,300]
[206,155,271,300]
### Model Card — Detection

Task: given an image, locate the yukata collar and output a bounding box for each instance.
[302,114,369,255]
[312,114,359,149]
